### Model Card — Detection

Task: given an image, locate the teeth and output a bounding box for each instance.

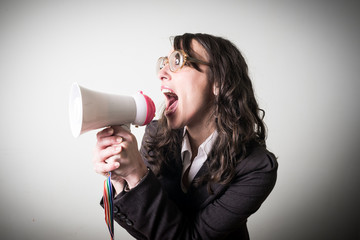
[161,88,173,94]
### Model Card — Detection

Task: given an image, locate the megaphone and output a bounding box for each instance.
[69,82,156,137]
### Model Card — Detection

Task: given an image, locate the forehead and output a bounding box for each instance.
[166,39,208,61]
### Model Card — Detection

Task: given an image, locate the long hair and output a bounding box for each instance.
[144,33,267,188]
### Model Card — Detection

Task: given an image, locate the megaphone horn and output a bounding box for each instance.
[69,82,156,138]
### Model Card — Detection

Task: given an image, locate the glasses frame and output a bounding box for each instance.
[157,49,210,73]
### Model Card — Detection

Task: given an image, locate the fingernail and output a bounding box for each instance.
[108,128,114,135]
[116,137,123,143]
[114,162,120,168]
[115,145,121,152]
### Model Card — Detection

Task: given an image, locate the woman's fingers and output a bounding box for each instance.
[101,145,122,162]
[96,127,114,139]
[94,155,120,175]
[93,144,122,165]
[96,134,123,150]
[112,125,133,139]
[93,125,143,180]
[96,125,131,150]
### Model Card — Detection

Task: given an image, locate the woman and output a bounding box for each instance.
[93,33,278,239]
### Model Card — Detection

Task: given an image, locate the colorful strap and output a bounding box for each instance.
[103,172,114,240]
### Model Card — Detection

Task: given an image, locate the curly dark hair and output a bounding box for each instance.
[144,33,267,190]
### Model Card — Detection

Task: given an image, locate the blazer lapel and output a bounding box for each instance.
[188,158,228,210]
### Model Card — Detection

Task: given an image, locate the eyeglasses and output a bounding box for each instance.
[156,49,210,74]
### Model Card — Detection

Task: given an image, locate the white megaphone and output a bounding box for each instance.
[69,82,156,138]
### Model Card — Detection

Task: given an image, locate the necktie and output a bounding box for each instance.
[182,158,194,189]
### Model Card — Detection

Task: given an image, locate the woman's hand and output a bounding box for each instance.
[93,126,148,193]
[109,126,148,189]
[93,126,125,194]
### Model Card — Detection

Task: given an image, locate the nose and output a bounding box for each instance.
[158,63,171,82]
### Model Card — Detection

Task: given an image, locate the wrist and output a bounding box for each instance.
[110,177,125,196]
[111,180,124,197]
[125,166,149,190]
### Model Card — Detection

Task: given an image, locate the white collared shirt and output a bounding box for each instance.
[181,128,218,192]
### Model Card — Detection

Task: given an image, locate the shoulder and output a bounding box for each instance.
[141,120,161,146]
[140,120,159,155]
[225,146,278,200]
[144,120,160,136]
[236,146,278,176]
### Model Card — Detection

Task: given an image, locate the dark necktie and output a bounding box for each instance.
[182,160,193,189]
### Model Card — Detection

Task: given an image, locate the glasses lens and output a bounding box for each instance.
[156,57,167,73]
[169,51,184,72]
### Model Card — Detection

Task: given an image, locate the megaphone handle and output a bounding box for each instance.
[120,124,131,132]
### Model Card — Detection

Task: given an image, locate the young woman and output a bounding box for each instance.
[93,33,278,239]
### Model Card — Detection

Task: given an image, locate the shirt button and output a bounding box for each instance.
[125,219,133,226]
[113,206,119,214]
[117,213,126,221]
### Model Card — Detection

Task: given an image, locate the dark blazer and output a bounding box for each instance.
[103,121,278,240]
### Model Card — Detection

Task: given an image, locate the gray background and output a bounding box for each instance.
[0,0,359,239]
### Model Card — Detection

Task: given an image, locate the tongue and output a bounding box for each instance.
[166,97,178,115]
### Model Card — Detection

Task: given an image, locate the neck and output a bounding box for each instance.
[186,120,216,155]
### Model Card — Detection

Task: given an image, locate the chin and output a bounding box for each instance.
[165,115,184,130]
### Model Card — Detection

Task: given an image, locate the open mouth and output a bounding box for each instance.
[161,87,178,115]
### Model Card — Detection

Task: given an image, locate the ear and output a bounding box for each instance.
[213,83,219,96]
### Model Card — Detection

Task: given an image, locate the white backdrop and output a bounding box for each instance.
[0,1,359,239]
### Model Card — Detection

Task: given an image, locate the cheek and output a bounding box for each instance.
[178,72,212,106]
[181,87,213,112]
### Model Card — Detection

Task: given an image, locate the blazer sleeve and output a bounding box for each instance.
[108,126,278,239]
[195,148,278,239]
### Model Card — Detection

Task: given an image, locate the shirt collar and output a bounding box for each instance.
[181,127,218,161]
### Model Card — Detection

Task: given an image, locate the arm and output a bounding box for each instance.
[111,125,278,239]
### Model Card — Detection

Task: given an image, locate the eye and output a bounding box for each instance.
[157,58,163,70]
[160,59,165,69]
[174,53,181,66]
[156,57,168,73]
